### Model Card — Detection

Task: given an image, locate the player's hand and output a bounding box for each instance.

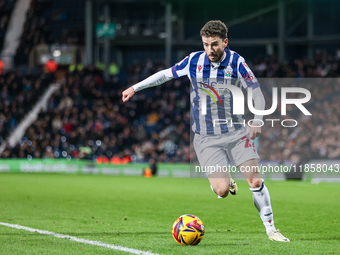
[122,87,135,102]
[249,124,261,140]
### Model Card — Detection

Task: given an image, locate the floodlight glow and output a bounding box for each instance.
[53,50,61,57]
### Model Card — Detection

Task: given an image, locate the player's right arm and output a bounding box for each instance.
[122,55,190,102]
[122,68,174,102]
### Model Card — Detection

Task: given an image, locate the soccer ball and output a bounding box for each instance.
[172,214,205,245]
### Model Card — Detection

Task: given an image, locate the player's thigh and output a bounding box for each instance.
[228,136,261,179]
[228,136,259,166]
[194,134,229,177]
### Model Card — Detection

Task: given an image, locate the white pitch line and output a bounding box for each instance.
[0,222,160,255]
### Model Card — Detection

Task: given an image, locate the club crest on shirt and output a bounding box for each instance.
[224,66,233,77]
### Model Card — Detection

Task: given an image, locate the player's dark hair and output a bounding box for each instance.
[200,20,228,39]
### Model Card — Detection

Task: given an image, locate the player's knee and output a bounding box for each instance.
[215,186,230,197]
[248,178,262,189]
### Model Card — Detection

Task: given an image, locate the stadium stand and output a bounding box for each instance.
[1,0,340,163]
[1,48,340,162]
[0,70,52,150]
[1,62,191,162]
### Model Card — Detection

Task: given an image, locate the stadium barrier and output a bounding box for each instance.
[0,159,191,178]
[0,159,338,180]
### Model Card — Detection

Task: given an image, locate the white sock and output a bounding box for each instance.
[250,180,276,235]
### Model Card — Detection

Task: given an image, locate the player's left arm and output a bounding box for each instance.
[122,55,191,103]
[237,58,265,139]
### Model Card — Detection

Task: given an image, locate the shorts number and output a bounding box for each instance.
[242,136,256,153]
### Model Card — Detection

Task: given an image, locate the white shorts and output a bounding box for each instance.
[193,133,260,177]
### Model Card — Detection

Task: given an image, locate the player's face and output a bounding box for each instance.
[202,36,228,63]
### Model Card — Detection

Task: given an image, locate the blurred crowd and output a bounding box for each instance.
[258,80,340,163]
[252,49,340,78]
[252,49,340,162]
[1,48,340,163]
[0,70,52,149]
[1,64,191,162]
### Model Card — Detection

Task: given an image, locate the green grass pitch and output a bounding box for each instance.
[0,173,339,254]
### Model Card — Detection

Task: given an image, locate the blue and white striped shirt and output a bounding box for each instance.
[172,46,260,135]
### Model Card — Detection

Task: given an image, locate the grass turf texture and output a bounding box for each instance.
[0,173,339,255]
